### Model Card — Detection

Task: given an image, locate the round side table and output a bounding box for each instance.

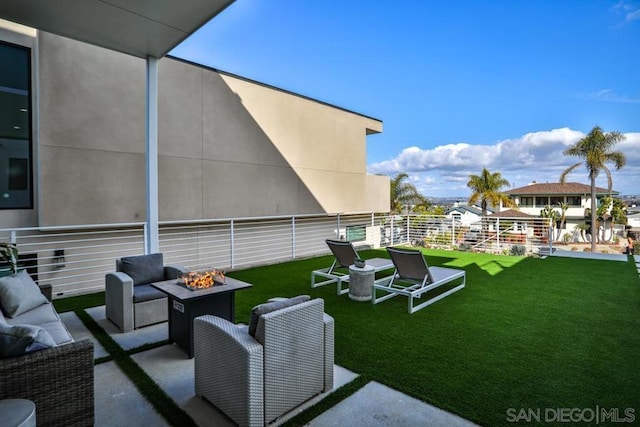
[348,264,375,301]
[0,399,36,427]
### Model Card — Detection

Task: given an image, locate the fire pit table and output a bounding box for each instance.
[151,274,252,358]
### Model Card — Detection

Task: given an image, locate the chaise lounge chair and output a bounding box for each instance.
[311,239,393,295]
[373,247,465,313]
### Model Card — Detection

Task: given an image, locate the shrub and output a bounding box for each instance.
[510,245,526,256]
[458,243,472,252]
[412,239,426,248]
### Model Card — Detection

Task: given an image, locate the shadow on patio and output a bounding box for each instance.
[53,249,640,426]
[60,302,476,426]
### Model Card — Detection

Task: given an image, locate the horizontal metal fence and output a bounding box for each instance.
[396,215,554,254]
[1,212,559,298]
[0,213,384,297]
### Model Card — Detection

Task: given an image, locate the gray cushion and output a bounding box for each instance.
[133,284,168,303]
[37,320,73,345]
[0,323,56,358]
[248,295,310,337]
[5,301,59,326]
[0,270,48,318]
[120,253,165,286]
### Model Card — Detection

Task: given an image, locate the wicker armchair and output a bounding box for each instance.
[105,253,186,332]
[194,298,334,427]
[0,339,95,426]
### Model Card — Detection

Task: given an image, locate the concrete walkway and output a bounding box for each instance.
[61,306,479,427]
[550,249,629,262]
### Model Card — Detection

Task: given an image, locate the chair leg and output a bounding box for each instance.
[409,282,465,313]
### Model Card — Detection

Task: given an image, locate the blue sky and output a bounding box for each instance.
[171,0,640,198]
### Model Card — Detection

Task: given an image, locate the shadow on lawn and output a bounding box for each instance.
[53,248,640,427]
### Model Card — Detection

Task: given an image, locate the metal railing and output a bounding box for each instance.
[0,213,381,297]
[1,212,561,298]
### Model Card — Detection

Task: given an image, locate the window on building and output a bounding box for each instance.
[550,196,564,206]
[0,41,32,209]
[535,197,548,207]
[519,197,533,207]
[346,224,366,242]
[567,196,581,206]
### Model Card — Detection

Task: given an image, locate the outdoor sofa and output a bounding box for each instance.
[0,270,94,426]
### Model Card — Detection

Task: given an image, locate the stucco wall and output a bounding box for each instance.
[219,72,388,213]
[5,31,388,228]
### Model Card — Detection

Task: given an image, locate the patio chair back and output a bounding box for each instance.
[387,247,434,284]
[325,239,359,269]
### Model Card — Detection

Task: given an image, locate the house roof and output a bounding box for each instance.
[488,209,537,218]
[445,205,491,216]
[505,182,618,196]
[0,0,235,58]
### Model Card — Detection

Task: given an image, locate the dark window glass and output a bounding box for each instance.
[520,197,533,206]
[0,41,32,209]
[8,158,28,190]
[567,196,581,206]
[550,197,564,205]
[535,197,548,207]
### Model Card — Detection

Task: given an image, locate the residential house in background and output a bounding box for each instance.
[504,182,619,239]
[627,212,640,230]
[444,202,493,229]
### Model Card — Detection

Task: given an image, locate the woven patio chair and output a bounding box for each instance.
[194,297,334,427]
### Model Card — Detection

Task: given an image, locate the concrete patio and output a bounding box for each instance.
[60,306,479,426]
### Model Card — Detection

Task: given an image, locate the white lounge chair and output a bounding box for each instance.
[373,247,465,313]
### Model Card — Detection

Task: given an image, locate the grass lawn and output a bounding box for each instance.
[228,249,640,426]
[54,249,639,426]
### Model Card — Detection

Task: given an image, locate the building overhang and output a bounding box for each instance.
[0,0,235,58]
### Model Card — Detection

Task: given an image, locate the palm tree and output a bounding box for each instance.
[559,126,626,252]
[596,196,627,242]
[389,173,429,213]
[467,168,516,245]
[539,205,559,241]
[466,168,515,216]
[556,201,568,241]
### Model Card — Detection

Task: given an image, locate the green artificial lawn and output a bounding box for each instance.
[55,249,640,427]
[230,249,640,426]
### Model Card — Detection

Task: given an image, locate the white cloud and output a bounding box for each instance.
[628,9,640,21]
[369,128,583,175]
[613,1,640,23]
[368,128,640,198]
[585,89,640,103]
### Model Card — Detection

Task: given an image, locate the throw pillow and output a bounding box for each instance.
[0,323,56,358]
[248,295,310,337]
[0,270,48,318]
[120,253,165,286]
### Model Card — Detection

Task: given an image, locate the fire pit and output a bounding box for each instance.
[178,270,225,290]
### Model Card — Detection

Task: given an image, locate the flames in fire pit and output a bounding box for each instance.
[179,270,225,290]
